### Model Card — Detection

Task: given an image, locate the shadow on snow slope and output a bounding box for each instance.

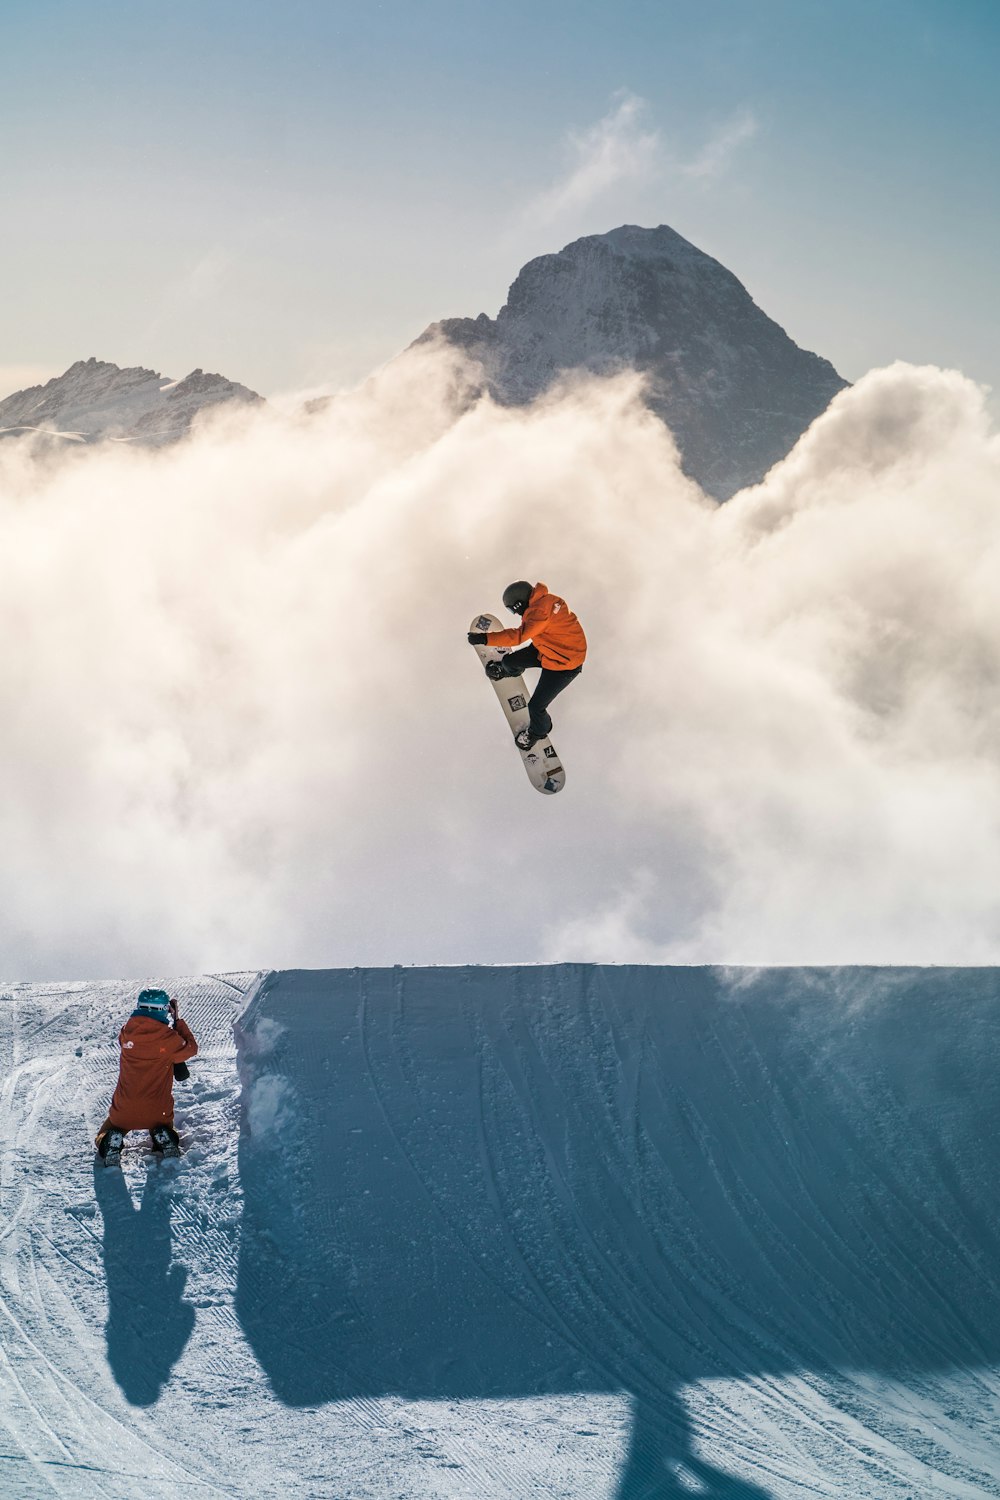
[234,965,1000,1499]
[93,1163,196,1406]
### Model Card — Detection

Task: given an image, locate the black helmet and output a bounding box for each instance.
[502,580,533,616]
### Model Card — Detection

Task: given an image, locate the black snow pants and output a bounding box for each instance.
[498,645,582,739]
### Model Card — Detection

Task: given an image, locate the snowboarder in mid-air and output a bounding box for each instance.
[95,988,198,1166]
[468,581,587,751]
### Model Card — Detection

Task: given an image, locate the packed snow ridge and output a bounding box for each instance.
[4,964,1000,1499]
[420,223,848,500]
[0,356,262,446]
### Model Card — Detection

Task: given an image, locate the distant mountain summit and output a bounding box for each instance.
[420,224,847,499]
[0,357,262,446]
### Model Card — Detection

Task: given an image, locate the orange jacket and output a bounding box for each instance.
[107,1014,198,1131]
[488,582,587,670]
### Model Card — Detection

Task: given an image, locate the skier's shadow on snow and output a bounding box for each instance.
[234,966,1000,1499]
[93,1162,195,1406]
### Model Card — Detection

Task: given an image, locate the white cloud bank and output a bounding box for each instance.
[1,350,1000,978]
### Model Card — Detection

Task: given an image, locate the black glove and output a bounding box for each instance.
[173,1061,190,1082]
[468,631,488,646]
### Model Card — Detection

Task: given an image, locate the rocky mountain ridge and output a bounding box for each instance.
[419,223,848,499]
[2,226,846,491]
[0,357,262,446]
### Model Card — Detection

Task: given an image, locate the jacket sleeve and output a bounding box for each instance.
[171,1018,199,1062]
[487,595,553,650]
[486,620,529,649]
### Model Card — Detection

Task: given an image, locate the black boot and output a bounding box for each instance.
[150,1125,181,1158]
[97,1127,125,1167]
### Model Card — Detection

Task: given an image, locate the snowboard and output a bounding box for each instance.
[470,613,566,795]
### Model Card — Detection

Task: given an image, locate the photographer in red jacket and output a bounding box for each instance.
[95,988,198,1165]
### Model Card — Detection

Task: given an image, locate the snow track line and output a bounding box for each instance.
[460,982,642,1390]
[0,1452,231,1486]
[204,971,261,997]
[8,966,1000,1497]
[0,1223,234,1500]
[0,978,255,1500]
[476,971,756,1405]
[352,972,554,1500]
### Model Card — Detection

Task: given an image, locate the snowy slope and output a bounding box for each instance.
[420,225,848,500]
[0,358,262,446]
[3,965,1000,1498]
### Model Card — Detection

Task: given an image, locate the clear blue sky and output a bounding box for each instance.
[2,0,999,401]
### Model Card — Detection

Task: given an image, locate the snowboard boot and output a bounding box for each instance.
[485,659,509,681]
[97,1127,125,1168]
[150,1124,181,1159]
[515,726,541,751]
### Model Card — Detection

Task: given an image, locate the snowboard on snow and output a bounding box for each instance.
[470,613,566,795]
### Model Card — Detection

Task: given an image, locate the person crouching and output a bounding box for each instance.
[95,988,198,1163]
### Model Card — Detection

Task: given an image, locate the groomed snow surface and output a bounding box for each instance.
[2,966,999,1499]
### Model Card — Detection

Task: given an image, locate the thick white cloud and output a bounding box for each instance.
[1,350,999,977]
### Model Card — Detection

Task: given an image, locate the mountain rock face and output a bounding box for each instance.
[421,224,848,500]
[0,357,262,446]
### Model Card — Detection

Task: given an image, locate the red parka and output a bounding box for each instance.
[487,582,587,670]
[107,1014,198,1131]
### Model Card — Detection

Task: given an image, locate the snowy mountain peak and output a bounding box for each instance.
[421,222,848,500]
[0,357,263,446]
[602,222,706,256]
[539,222,718,270]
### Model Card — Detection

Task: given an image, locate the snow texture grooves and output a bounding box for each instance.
[235,965,1000,1499]
[3,965,1000,1498]
[0,974,260,1500]
[1,973,631,1500]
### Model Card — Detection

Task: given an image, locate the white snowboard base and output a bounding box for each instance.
[471,613,566,795]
